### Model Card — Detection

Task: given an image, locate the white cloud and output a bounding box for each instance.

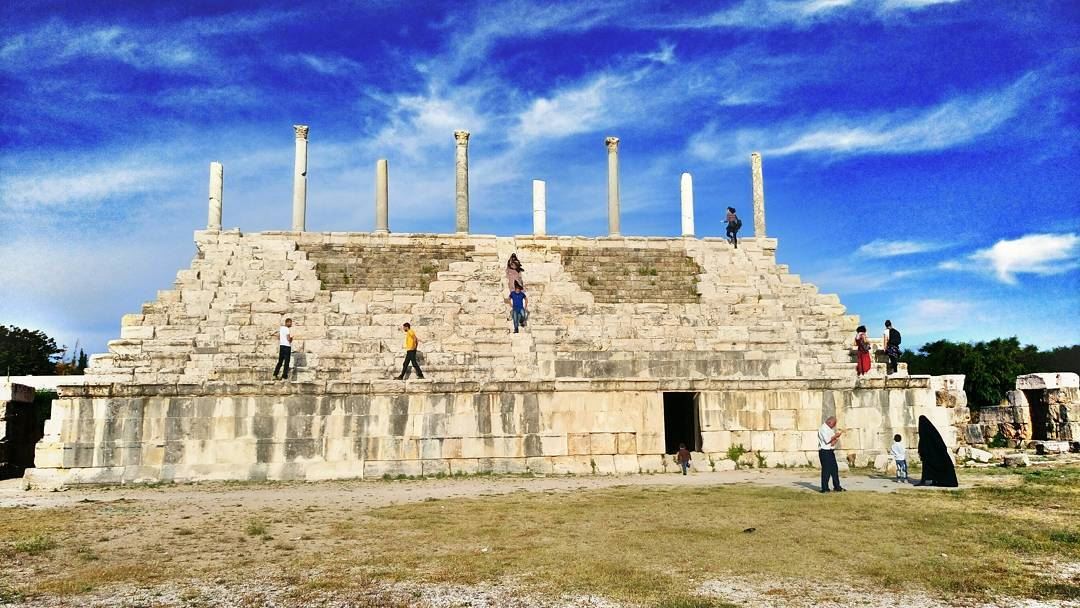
[663,0,961,30]
[0,165,178,211]
[517,76,614,139]
[902,298,976,331]
[807,266,920,294]
[958,233,1080,284]
[856,239,951,258]
[689,72,1035,162]
[882,0,961,9]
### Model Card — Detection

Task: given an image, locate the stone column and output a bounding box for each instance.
[292,125,310,232]
[605,136,620,237]
[454,130,470,234]
[532,180,546,236]
[207,162,223,231]
[750,152,766,237]
[680,172,694,237]
[375,159,389,234]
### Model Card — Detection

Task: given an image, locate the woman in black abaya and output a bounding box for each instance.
[915,415,958,487]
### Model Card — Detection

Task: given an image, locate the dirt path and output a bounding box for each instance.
[0,468,972,511]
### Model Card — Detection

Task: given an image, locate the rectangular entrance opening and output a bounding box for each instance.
[663,392,701,454]
[1024,389,1049,441]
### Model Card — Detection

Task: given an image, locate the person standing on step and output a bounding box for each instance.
[854,325,872,376]
[395,322,424,380]
[505,253,525,292]
[273,318,293,380]
[725,207,742,248]
[818,416,845,492]
[508,282,528,334]
[883,320,902,375]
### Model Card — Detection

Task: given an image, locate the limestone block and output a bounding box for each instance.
[550,455,595,475]
[797,407,823,431]
[1003,453,1030,467]
[730,430,752,451]
[567,433,591,456]
[590,432,617,454]
[637,432,664,454]
[616,432,636,454]
[773,431,801,452]
[768,409,796,430]
[120,326,155,340]
[701,430,731,452]
[637,454,664,473]
[715,459,736,472]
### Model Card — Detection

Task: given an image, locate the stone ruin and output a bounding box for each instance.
[24,127,964,486]
[969,373,1080,450]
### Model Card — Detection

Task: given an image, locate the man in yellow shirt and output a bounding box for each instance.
[395,322,425,380]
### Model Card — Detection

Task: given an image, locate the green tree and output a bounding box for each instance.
[0,325,64,375]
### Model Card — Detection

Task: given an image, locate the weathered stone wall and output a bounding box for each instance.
[28,377,953,486]
[83,231,873,385]
[1,383,38,478]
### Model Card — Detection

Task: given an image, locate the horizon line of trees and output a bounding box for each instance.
[0,325,87,377]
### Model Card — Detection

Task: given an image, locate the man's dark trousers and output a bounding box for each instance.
[400,349,423,378]
[819,449,841,490]
[274,345,291,379]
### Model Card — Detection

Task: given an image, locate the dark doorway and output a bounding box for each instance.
[663,392,701,454]
[1024,389,1049,440]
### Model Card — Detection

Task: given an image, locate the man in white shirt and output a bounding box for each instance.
[273,318,294,380]
[818,416,845,493]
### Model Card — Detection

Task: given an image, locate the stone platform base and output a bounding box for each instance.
[27,377,957,487]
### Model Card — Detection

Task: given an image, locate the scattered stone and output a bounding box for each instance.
[1003,453,1031,468]
[715,460,737,472]
[1035,441,1069,455]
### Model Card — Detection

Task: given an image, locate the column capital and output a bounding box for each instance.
[454,129,470,145]
[293,124,310,140]
[605,136,620,152]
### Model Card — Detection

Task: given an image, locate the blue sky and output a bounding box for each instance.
[1,0,1078,357]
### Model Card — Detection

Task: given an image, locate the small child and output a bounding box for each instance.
[676,443,692,475]
[891,433,908,482]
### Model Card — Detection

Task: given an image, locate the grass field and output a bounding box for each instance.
[0,466,1077,607]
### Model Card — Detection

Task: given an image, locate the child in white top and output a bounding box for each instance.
[891,433,908,482]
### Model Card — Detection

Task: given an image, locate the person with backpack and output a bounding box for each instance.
[884,320,902,375]
[725,207,742,248]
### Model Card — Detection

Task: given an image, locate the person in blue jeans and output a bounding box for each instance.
[508,282,528,333]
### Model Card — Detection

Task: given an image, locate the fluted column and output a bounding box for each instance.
[375,159,389,233]
[532,180,546,236]
[454,130,470,234]
[605,136,620,237]
[207,162,223,231]
[680,172,694,237]
[750,152,766,237]
[291,125,309,232]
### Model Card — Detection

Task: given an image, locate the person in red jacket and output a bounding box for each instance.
[676,443,692,475]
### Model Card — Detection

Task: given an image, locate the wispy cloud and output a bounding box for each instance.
[940,233,1080,284]
[899,297,977,332]
[856,239,952,258]
[660,0,963,30]
[0,164,179,212]
[688,72,1036,162]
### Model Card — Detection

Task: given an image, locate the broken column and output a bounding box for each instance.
[533,180,546,236]
[606,136,620,237]
[292,124,309,232]
[454,130,470,234]
[680,172,694,237]
[375,159,389,234]
[207,162,223,231]
[750,152,765,237]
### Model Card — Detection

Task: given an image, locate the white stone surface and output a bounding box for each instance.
[292,125,309,231]
[454,130,470,234]
[680,172,694,237]
[750,152,765,237]
[1016,372,1079,390]
[207,162,223,230]
[532,180,546,236]
[606,136,620,237]
[375,159,389,233]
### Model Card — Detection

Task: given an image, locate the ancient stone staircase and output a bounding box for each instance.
[85,231,869,385]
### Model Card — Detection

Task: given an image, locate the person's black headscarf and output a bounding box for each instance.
[917,415,958,487]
